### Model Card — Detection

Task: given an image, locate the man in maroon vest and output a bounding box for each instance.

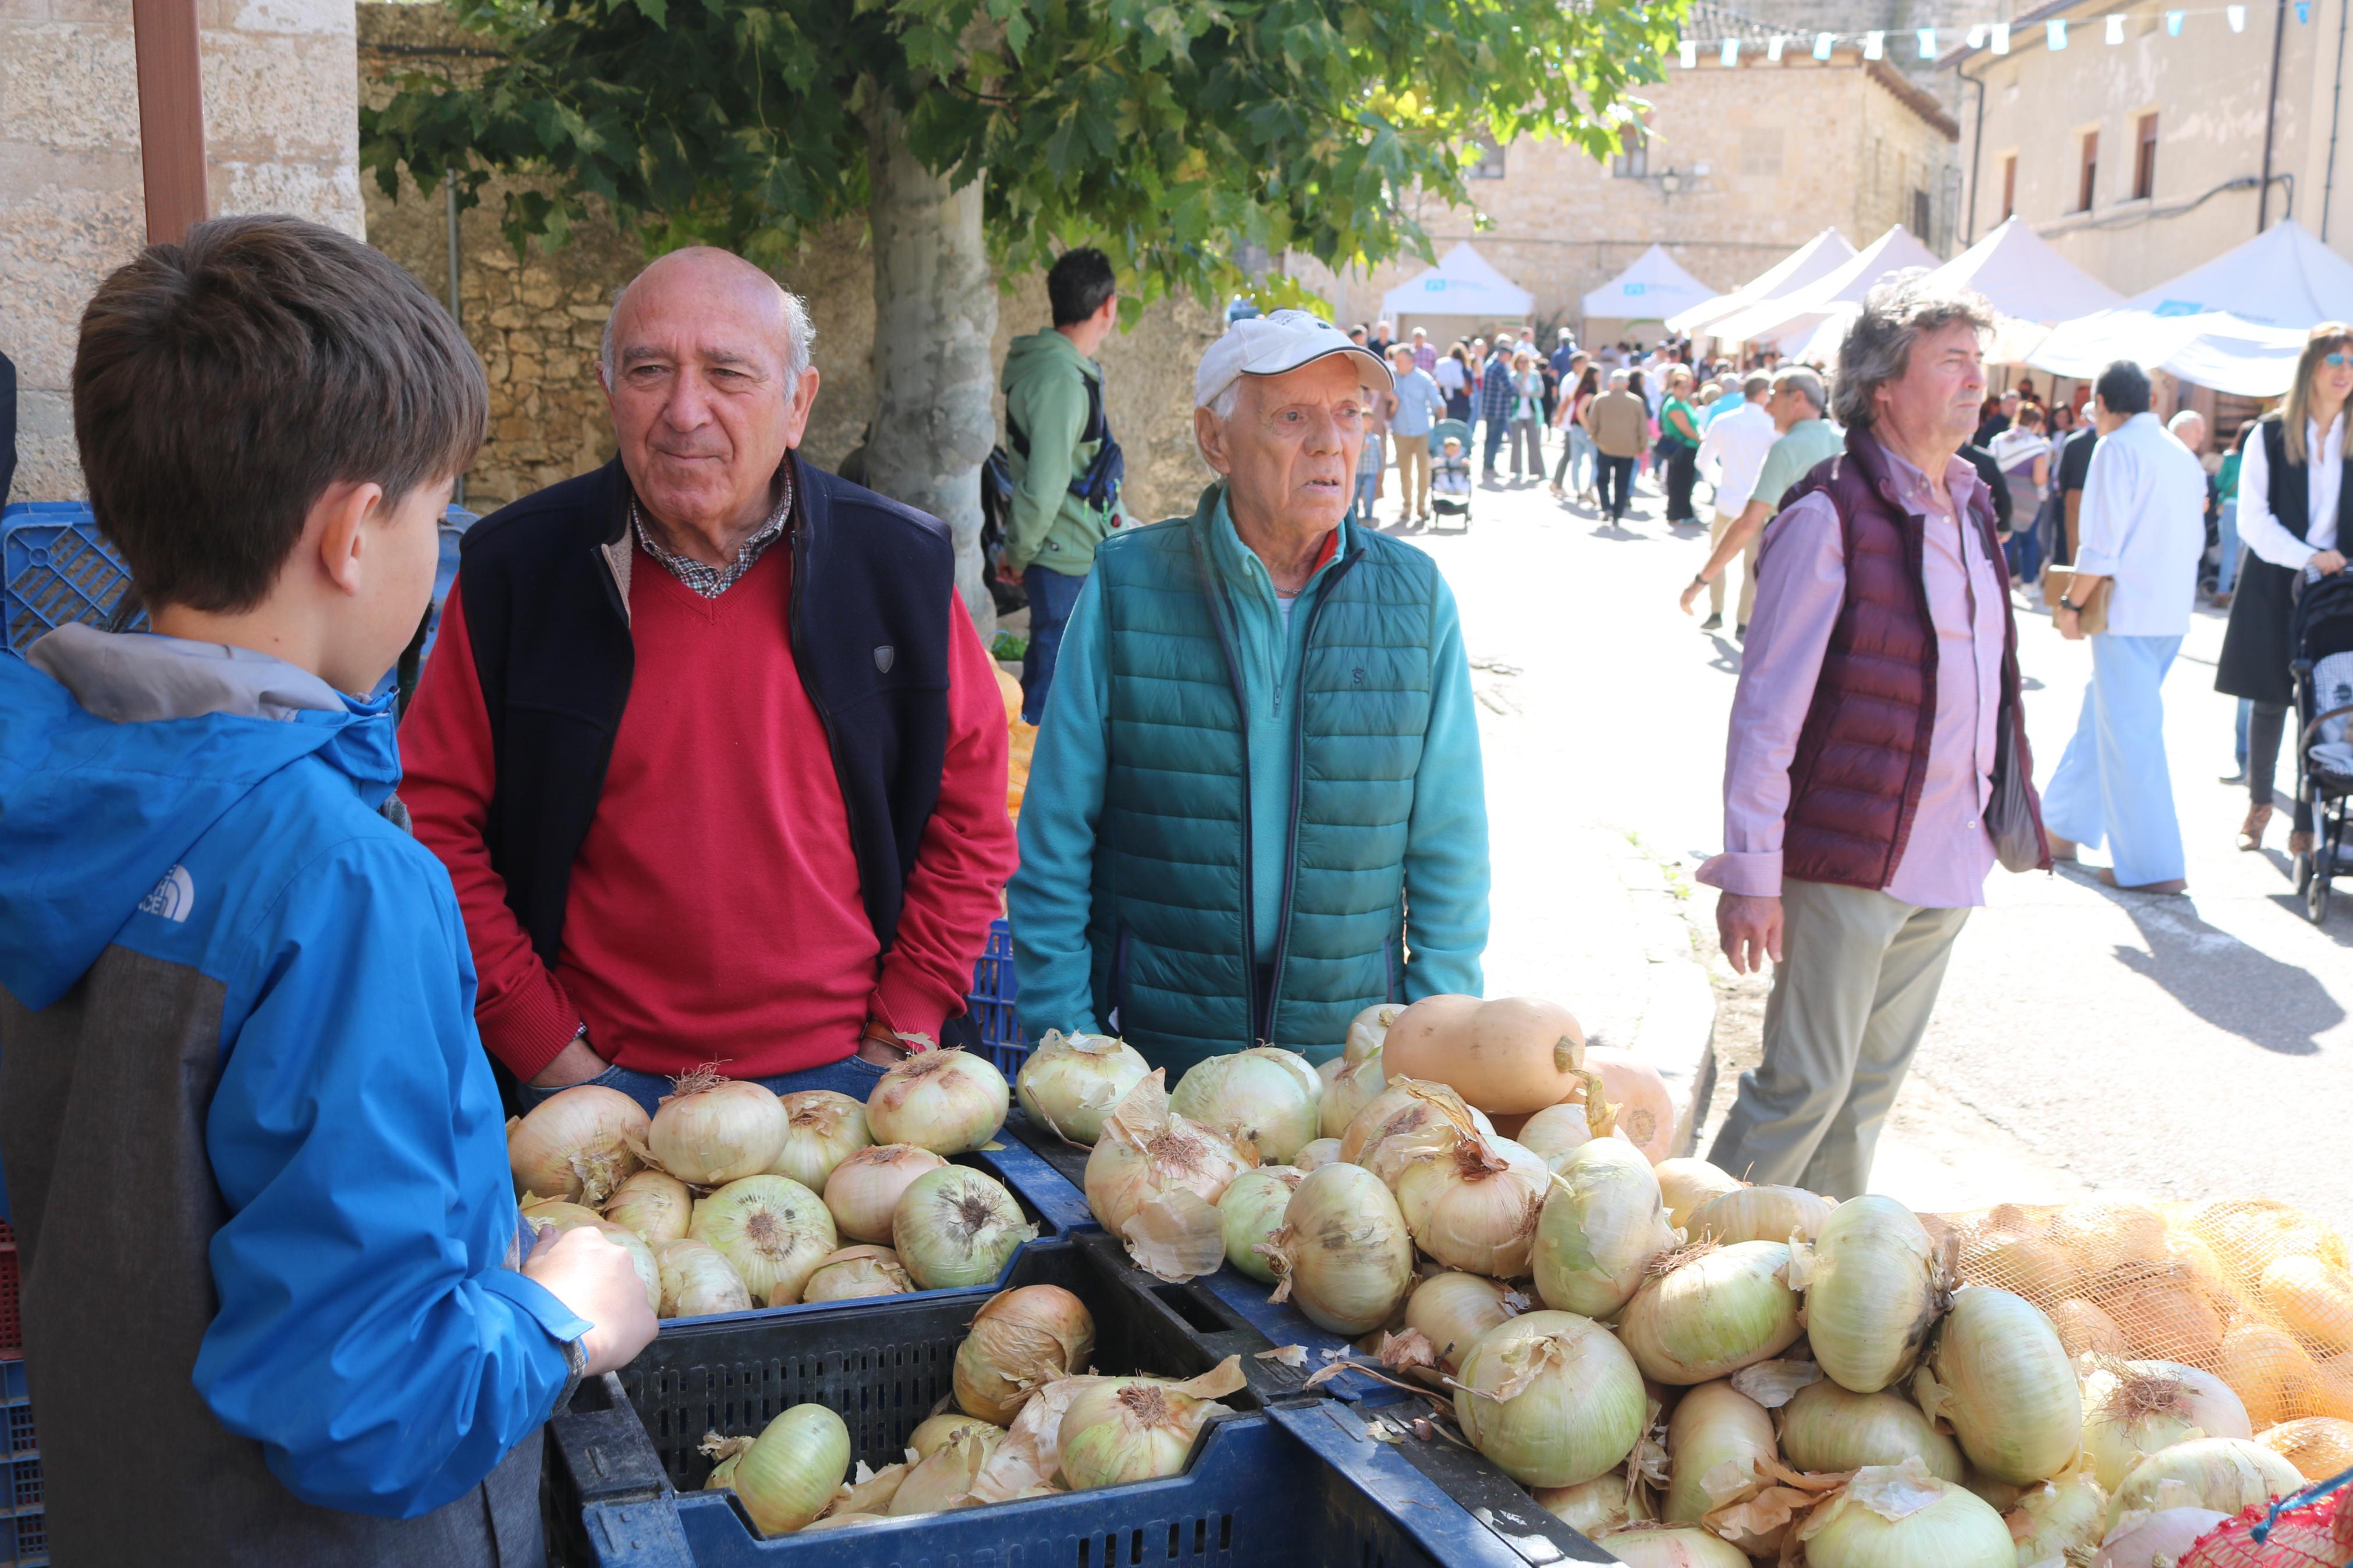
[1697,274,2049,1199]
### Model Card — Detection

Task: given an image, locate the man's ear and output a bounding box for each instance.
[1194,406,1232,477]
[782,365,822,447]
[309,479,386,599]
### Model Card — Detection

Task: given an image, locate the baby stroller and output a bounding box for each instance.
[1428,418,1474,531]
[2289,569,2353,924]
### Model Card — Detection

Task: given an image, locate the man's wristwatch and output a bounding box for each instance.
[2058,598,2082,613]
[1690,571,1710,588]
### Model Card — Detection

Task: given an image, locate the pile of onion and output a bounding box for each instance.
[823,1143,949,1243]
[799,1245,912,1302]
[1451,1310,1646,1487]
[510,1085,648,1204]
[867,1049,1010,1155]
[1392,1128,1549,1278]
[1014,1031,1150,1145]
[1262,1161,1415,1335]
[656,1238,753,1318]
[769,1091,870,1192]
[1777,1378,1964,1480]
[649,1071,790,1186]
[1804,1194,1945,1395]
[893,1165,1036,1289]
[688,1175,837,1306]
[602,1168,693,1248]
[1532,1138,1676,1319]
[1616,1240,1803,1385]
[1167,1047,1323,1164]
[1914,1286,2084,1485]
[1083,1072,1257,1283]
[1215,1168,1303,1285]
[954,1284,1096,1424]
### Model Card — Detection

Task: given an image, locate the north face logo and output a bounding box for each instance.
[139,865,195,923]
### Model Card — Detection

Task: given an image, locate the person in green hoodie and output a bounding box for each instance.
[1006,310,1490,1075]
[999,247,1123,723]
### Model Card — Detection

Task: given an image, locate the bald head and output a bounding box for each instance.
[601,247,813,386]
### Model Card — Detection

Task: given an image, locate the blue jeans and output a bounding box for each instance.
[1482,416,1507,473]
[1598,454,1638,519]
[2217,500,2242,595]
[517,1050,889,1117]
[2005,521,2043,582]
[2041,633,2187,887]
[1021,565,1089,726]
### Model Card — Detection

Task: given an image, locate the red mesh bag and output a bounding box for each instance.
[2177,1481,2353,1567]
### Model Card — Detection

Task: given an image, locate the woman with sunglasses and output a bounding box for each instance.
[2216,325,2353,853]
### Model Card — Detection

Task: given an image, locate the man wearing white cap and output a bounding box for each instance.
[1006,310,1490,1075]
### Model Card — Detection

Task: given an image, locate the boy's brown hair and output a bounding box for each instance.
[72,215,487,613]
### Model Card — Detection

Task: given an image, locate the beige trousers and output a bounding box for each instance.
[1394,437,1431,518]
[1707,878,1970,1199]
[1707,511,1760,623]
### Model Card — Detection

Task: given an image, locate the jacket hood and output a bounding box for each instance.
[0,627,402,1011]
[1002,328,1092,393]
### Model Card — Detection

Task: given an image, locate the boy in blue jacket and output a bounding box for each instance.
[0,216,656,1565]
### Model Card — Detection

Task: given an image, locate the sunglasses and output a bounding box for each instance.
[2327,352,2352,367]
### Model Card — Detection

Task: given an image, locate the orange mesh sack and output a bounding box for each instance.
[1926,1197,2353,1429]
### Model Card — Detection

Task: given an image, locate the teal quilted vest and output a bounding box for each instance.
[1085,488,1436,1073]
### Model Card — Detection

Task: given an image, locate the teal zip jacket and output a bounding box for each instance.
[1008,484,1488,1073]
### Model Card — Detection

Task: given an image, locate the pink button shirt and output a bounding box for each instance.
[1697,445,2008,909]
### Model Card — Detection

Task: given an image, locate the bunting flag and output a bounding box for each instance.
[1670,1,2313,66]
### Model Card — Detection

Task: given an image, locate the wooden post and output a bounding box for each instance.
[132,0,208,243]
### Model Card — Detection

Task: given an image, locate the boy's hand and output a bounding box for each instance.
[524,1224,658,1376]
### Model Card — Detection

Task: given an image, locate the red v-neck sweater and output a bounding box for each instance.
[402,538,1016,1080]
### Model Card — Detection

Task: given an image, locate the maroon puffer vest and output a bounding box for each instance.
[1776,425,2042,890]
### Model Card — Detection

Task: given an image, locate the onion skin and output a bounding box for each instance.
[509,1085,648,1204]
[1083,1071,1258,1236]
[1452,1310,1647,1488]
[651,1078,791,1186]
[822,1143,949,1244]
[1405,1272,1519,1374]
[1216,1168,1303,1284]
[1662,1380,1775,1526]
[1265,1162,1415,1335]
[1532,1139,1676,1320]
[1685,1185,1835,1248]
[952,1284,1096,1424]
[2103,1437,2302,1533]
[1616,1241,1804,1385]
[1914,1287,2084,1486]
[1014,1031,1151,1145]
[893,1165,1037,1289]
[1652,1158,1743,1232]
[1777,1379,1964,1482]
[1804,1195,1943,1395]
[1379,995,1587,1114]
[867,1050,1010,1155]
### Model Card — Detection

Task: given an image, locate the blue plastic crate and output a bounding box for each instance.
[966,916,1027,1075]
[0,1508,42,1567]
[0,1357,41,1566]
[1,502,476,661]
[1,503,141,655]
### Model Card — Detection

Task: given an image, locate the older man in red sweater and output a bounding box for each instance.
[402,248,1015,1111]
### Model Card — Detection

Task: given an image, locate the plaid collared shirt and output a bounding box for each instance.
[631,465,796,598]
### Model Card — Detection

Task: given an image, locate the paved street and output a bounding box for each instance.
[1376,450,2353,1235]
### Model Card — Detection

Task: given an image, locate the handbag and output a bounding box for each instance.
[2039,565,2109,635]
[1985,699,2046,873]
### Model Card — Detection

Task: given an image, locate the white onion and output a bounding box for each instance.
[893,1165,1037,1289]
[734,1404,850,1535]
[1532,1139,1677,1320]
[1014,1030,1149,1144]
[1684,1183,1836,1247]
[1617,1241,1803,1384]
[688,1174,837,1305]
[1293,1138,1343,1171]
[1263,1161,1415,1335]
[650,1073,790,1186]
[954,1284,1096,1424]
[1169,1047,1323,1164]
[1661,1379,1774,1526]
[1318,1054,1387,1140]
[1084,1071,1257,1282]
[2103,1437,2301,1533]
[1589,1522,1748,1566]
[656,1238,753,1317]
[1339,1078,1488,1181]
[509,1085,648,1204]
[1392,1129,1550,1278]
[2086,1506,2230,1568]
[1805,1194,1944,1395]
[798,1245,911,1302]
[822,1143,949,1243]
[1516,1100,1600,1171]
[910,1413,999,1460]
[1452,1310,1648,1487]
[1344,1002,1404,1065]
[1777,1378,1964,1481]
[1914,1287,2084,1486]
[527,1201,662,1313]
[601,1168,693,1247]
[2080,1358,2252,1491]
[1653,1158,1744,1232]
[769,1091,871,1191]
[2005,1470,2109,1567]
[1217,1168,1304,1285]
[1406,1272,1522,1374]
[1057,1378,1231,1490]
[1532,1470,1650,1536]
[867,1049,1009,1155]
[1798,1460,2015,1567]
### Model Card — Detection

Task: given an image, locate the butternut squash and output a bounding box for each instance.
[1378,995,1587,1114]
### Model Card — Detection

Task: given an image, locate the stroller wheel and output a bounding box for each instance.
[2310,859,2333,924]
[2294,845,2315,895]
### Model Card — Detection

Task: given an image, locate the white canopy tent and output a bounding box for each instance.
[1928,216,2125,364]
[1709,225,1944,351]
[1667,228,1856,339]
[1581,244,1717,328]
[1380,243,1535,328]
[2029,220,2353,396]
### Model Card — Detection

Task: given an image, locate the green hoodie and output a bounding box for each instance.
[1001,328,1115,576]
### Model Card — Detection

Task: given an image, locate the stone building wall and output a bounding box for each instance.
[2,0,363,501]
[1295,51,1960,345]
[358,2,1219,523]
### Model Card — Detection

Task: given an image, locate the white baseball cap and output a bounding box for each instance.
[1195,308,1395,410]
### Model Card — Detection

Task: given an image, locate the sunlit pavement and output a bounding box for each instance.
[1378,453,2353,1231]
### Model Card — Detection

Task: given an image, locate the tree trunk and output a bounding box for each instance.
[864,105,998,639]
